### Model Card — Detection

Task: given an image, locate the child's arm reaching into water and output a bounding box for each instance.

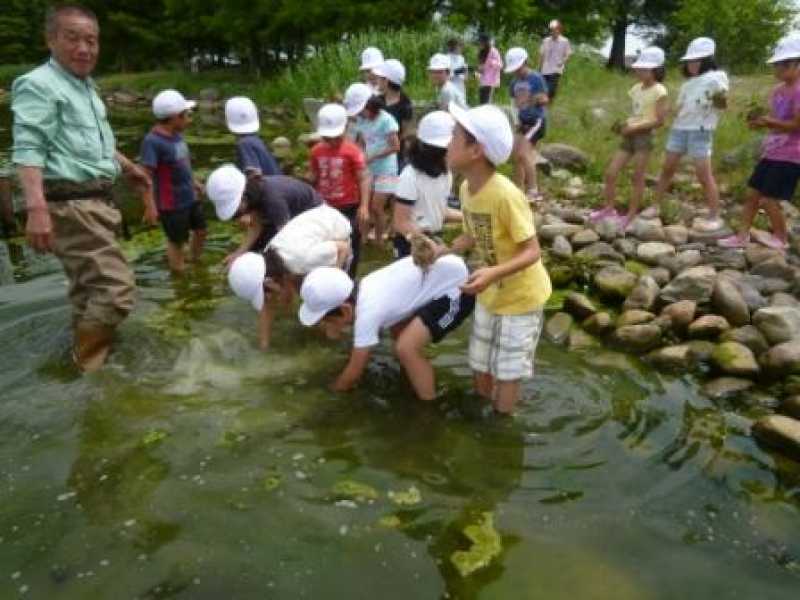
[333,348,371,392]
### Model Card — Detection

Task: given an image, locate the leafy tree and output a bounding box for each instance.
[600,0,679,70]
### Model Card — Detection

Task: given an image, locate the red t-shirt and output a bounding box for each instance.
[310,140,366,208]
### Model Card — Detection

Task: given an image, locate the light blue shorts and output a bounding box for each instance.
[666,129,714,159]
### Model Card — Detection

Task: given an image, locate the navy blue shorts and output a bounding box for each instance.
[415,293,475,343]
[748,159,800,201]
[160,202,207,245]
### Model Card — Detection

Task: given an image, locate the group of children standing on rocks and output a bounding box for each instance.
[136,29,800,414]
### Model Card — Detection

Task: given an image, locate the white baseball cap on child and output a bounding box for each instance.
[373,59,406,86]
[360,47,384,71]
[229,252,266,312]
[298,267,355,327]
[448,102,513,166]
[317,104,348,137]
[225,96,260,135]
[768,34,800,64]
[631,46,665,69]
[343,83,374,117]
[206,164,247,221]
[428,53,451,71]
[681,37,716,61]
[152,89,196,119]
[504,47,528,73]
[417,111,455,148]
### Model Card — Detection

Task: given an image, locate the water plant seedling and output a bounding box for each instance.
[332,480,379,502]
[450,512,502,577]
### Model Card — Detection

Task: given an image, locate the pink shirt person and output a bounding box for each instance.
[479,46,503,88]
[763,81,800,164]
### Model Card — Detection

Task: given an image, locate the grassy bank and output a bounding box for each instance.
[94,27,775,212]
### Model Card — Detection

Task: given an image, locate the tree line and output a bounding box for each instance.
[0,0,795,74]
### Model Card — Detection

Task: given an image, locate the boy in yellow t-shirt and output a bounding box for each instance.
[438,102,552,414]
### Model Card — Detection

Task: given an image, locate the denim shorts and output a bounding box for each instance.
[666,129,714,159]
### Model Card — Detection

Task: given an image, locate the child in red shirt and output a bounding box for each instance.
[309,103,371,277]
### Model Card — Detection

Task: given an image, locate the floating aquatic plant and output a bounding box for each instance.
[263,475,281,491]
[378,515,402,529]
[387,486,422,506]
[331,480,379,502]
[450,512,502,577]
[140,429,168,447]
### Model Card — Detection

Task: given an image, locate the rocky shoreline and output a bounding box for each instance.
[536,147,800,463]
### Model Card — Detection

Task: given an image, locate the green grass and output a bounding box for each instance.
[0,64,36,88]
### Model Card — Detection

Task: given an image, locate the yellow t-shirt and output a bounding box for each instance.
[627,82,668,128]
[461,173,552,315]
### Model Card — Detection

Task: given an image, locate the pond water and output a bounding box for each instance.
[0,101,799,599]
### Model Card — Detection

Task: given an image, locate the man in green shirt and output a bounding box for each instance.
[12,4,155,372]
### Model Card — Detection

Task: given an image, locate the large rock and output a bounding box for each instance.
[568,328,600,351]
[595,266,638,300]
[623,276,660,312]
[761,340,800,375]
[753,306,800,345]
[688,315,731,339]
[637,242,676,266]
[545,312,574,345]
[659,250,703,276]
[705,248,748,271]
[630,218,666,242]
[612,324,662,352]
[660,300,697,334]
[576,242,624,263]
[732,278,769,313]
[688,340,716,363]
[770,292,800,308]
[646,267,672,287]
[582,312,614,336]
[664,225,689,246]
[712,277,751,327]
[750,256,795,280]
[613,238,637,258]
[571,229,599,248]
[647,344,695,371]
[540,143,590,172]
[711,342,760,377]
[595,218,622,241]
[702,377,754,399]
[660,266,717,304]
[563,292,597,321]
[720,326,770,356]
[617,310,655,328]
[752,416,800,459]
[551,235,573,259]
[745,244,782,267]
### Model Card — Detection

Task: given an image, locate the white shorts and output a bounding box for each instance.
[469,303,544,381]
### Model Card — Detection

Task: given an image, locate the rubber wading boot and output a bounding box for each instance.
[73,323,115,373]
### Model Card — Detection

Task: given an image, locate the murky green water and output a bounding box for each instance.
[1,102,799,599]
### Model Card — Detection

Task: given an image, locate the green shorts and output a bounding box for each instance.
[620,132,653,154]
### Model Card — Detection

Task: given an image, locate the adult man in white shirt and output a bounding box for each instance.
[539,20,573,101]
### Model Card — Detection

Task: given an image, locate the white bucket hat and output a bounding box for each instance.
[152,89,196,119]
[206,164,247,221]
[225,96,260,134]
[373,59,406,86]
[343,83,374,116]
[228,252,266,312]
[360,47,384,71]
[417,111,455,148]
[428,53,451,71]
[681,37,716,61]
[449,102,513,166]
[317,103,348,137]
[631,46,665,69]
[504,47,528,73]
[768,34,800,64]
[298,267,354,326]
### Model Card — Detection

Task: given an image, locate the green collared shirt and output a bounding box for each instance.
[11,58,119,182]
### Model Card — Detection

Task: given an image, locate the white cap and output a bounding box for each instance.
[152,89,196,119]
[681,37,715,61]
[360,47,384,71]
[549,20,560,30]
[428,53,451,71]
[768,34,800,64]
[373,59,406,85]
[225,96,260,134]
[206,164,246,221]
[449,102,513,166]
[417,111,455,148]
[228,252,266,312]
[504,47,528,73]
[298,267,354,326]
[317,103,348,137]
[343,83,373,116]
[631,46,665,69]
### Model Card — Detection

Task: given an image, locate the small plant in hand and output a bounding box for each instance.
[409,232,437,271]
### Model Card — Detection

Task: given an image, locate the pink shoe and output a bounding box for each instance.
[616,213,635,232]
[717,234,749,249]
[759,233,789,252]
[589,206,616,222]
